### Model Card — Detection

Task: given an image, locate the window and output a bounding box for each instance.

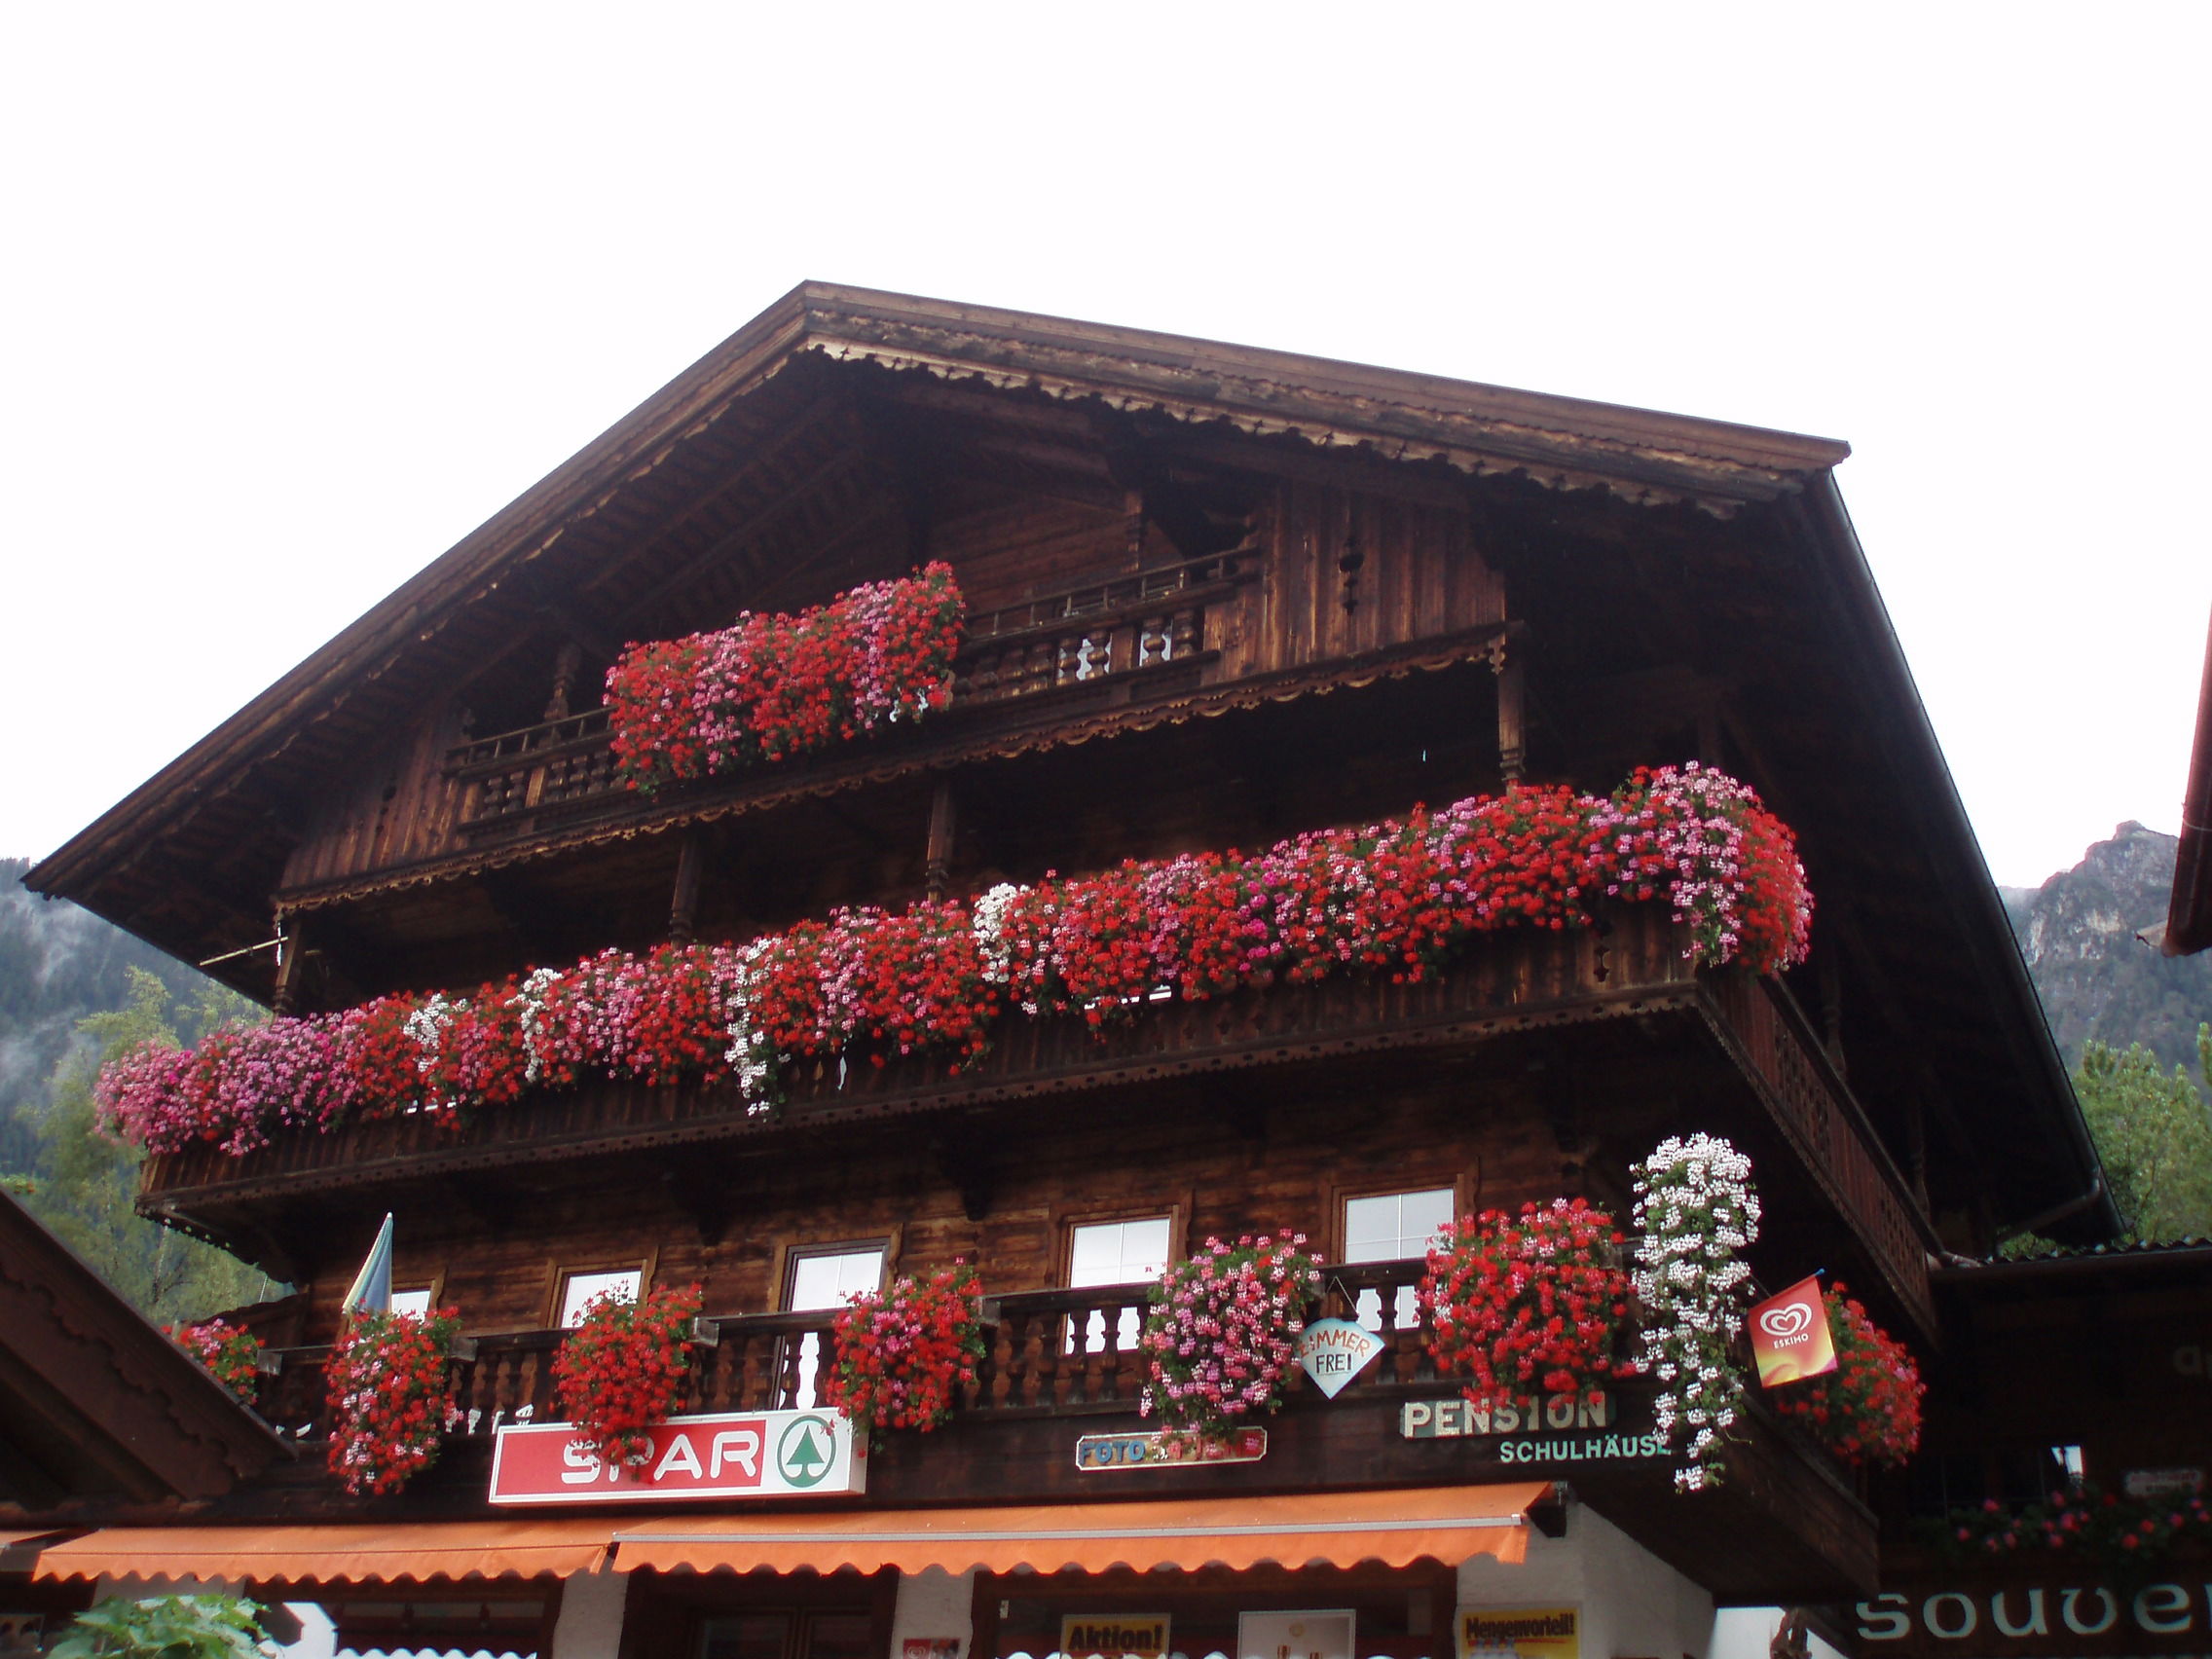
[1068,1217,1173,1287]
[785,1246,887,1311]
[388,1288,435,1319]
[783,1244,887,1410]
[1343,1188,1455,1263]
[559,1268,643,1328]
[1343,1186,1456,1332]
[1067,1216,1173,1352]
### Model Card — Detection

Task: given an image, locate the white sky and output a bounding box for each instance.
[2,5,2204,890]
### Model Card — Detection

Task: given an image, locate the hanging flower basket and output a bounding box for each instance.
[1140,1234,1323,1446]
[604,563,965,793]
[167,1317,264,1408]
[325,1308,461,1495]
[1420,1198,1634,1408]
[1631,1133,1761,1493]
[1769,1282,1924,1467]
[552,1282,705,1467]
[824,1264,987,1442]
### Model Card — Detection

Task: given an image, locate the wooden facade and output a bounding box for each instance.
[15,286,2137,1659]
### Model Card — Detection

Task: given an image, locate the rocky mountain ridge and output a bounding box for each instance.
[2001,822,2212,1074]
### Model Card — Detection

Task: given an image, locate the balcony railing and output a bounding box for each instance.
[443,551,1255,836]
[249,1261,1441,1443]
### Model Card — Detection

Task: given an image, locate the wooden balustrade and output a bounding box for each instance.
[442,552,1251,833]
[249,1264,1445,1445]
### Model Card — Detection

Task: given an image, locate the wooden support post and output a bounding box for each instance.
[542,641,585,722]
[1493,653,1527,784]
[926,781,958,901]
[669,831,705,944]
[272,913,305,1015]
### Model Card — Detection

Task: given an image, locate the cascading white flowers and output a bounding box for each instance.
[1632,1132,1760,1492]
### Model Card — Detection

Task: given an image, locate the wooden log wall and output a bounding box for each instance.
[272,474,1503,908]
[278,1065,1591,1347]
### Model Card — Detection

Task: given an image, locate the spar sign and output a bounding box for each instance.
[489,1408,865,1504]
[1749,1274,1836,1388]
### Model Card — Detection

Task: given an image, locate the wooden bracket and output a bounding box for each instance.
[933,1122,997,1222]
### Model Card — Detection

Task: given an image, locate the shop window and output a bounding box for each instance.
[557,1267,644,1328]
[701,1610,875,1659]
[1067,1215,1173,1352]
[1342,1186,1454,1330]
[783,1244,887,1409]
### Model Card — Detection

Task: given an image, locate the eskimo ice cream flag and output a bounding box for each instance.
[1749,1274,1836,1387]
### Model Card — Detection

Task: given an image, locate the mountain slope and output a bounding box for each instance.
[2000,822,2212,1075]
[0,858,219,1172]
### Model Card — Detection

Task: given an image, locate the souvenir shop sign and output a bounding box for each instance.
[1749,1274,1837,1387]
[489,1408,864,1504]
[1295,1318,1385,1397]
[1060,1614,1170,1658]
[1857,1581,2212,1656]
[1456,1606,1578,1659]
[1074,1426,1267,1471]
[1402,1391,1666,1466]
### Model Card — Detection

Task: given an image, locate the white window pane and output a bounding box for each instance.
[560,1269,641,1327]
[1344,1188,1455,1263]
[388,1288,433,1318]
[789,1249,884,1310]
[1399,1188,1456,1253]
[1068,1218,1171,1287]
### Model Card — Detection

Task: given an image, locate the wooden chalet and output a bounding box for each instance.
[16,284,2125,1659]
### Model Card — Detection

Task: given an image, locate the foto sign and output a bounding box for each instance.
[489,1408,864,1504]
[1075,1427,1267,1471]
[1296,1318,1385,1397]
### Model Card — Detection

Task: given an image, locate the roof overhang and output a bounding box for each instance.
[2163,608,2212,955]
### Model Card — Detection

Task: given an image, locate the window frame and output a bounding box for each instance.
[385,1267,446,1319]
[1326,1175,1471,1267]
[776,1235,895,1313]
[1053,1200,1188,1289]
[541,1248,659,1330]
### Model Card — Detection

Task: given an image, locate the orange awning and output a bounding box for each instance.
[615,1483,1552,1576]
[35,1520,612,1584]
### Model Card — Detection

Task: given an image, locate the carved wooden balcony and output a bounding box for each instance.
[440,551,1257,843]
[242,1260,1874,1600]
[143,908,1939,1344]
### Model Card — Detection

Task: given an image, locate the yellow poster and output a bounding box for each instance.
[1060,1614,1171,1659]
[1456,1606,1579,1659]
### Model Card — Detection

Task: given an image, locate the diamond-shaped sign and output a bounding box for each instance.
[1295,1317,1386,1398]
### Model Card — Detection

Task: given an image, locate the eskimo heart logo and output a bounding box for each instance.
[1757,1303,1814,1341]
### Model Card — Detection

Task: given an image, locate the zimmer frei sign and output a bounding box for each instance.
[489,1408,865,1504]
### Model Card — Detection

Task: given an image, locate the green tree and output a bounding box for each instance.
[48,1593,276,1658]
[16,969,278,1322]
[2070,1023,2212,1243]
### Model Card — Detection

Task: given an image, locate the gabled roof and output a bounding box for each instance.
[2162,608,2212,955]
[0,1191,287,1512]
[24,283,1850,955]
[18,283,2116,1240]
